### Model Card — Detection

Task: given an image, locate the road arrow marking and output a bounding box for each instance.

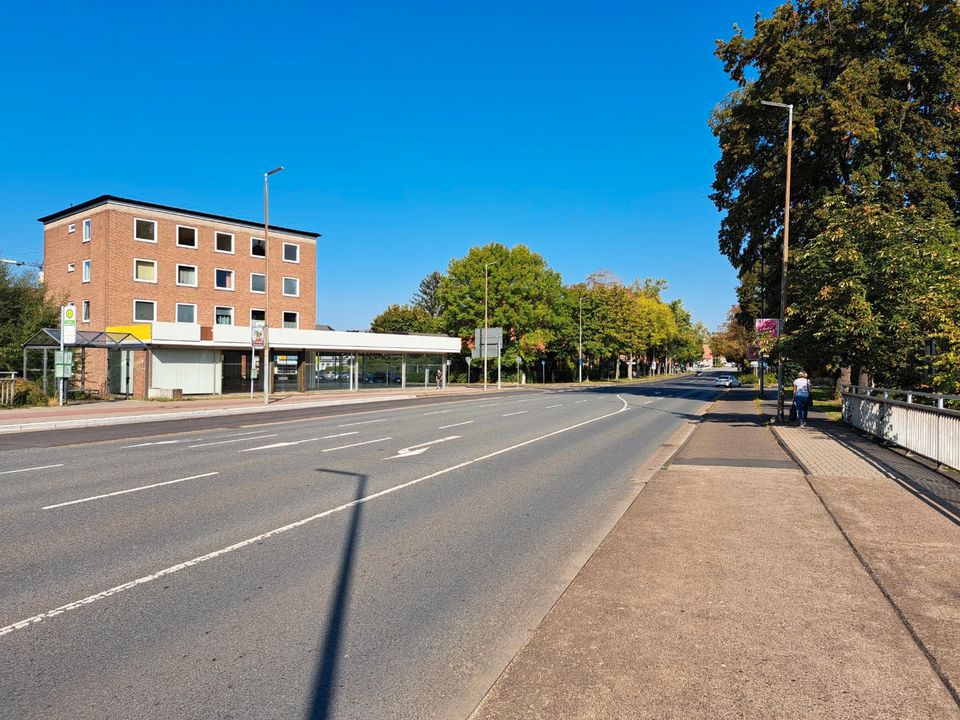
[384,435,461,460]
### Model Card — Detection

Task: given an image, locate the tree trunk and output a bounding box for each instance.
[857,368,871,392]
[627,353,634,380]
[835,366,851,398]
[614,355,621,380]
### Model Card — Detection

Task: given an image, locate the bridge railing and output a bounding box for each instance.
[841,385,960,471]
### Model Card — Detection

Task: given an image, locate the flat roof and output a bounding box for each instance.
[37,195,320,239]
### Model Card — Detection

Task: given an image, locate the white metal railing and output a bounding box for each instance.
[0,376,15,406]
[841,385,960,471]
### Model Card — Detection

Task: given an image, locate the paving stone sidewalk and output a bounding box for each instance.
[469,390,960,719]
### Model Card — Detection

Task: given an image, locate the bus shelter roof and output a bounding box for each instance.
[22,328,148,350]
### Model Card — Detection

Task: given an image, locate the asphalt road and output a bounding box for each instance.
[0,377,721,719]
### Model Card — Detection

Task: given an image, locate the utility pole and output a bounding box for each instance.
[483,260,497,390]
[578,294,584,383]
[262,166,284,405]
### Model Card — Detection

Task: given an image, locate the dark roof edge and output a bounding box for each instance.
[37,195,321,239]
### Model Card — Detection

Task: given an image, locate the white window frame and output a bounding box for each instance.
[282,276,300,297]
[134,217,158,243]
[133,257,158,284]
[282,311,299,329]
[133,299,157,323]
[175,303,197,324]
[82,218,92,242]
[67,263,75,273]
[214,305,234,326]
[81,300,90,323]
[282,242,300,263]
[250,308,266,325]
[82,259,91,283]
[250,272,266,294]
[176,224,198,249]
[176,263,198,288]
[214,268,235,291]
[68,223,76,234]
[214,231,235,254]
[250,236,266,258]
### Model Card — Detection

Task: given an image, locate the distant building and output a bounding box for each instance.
[40,195,459,397]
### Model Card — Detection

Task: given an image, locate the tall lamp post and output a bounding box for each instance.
[262,166,284,406]
[578,294,584,383]
[761,100,793,421]
[483,260,497,391]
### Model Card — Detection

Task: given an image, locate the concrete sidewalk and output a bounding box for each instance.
[470,389,960,719]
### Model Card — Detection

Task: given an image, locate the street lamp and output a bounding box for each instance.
[262,165,284,406]
[578,294,584,383]
[483,260,498,391]
[761,100,793,421]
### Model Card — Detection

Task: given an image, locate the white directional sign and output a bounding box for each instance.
[383,435,461,460]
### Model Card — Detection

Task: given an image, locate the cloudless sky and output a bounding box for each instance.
[1,1,779,331]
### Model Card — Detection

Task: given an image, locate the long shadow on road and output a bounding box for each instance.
[306,469,367,720]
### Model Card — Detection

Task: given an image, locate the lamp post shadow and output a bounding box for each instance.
[306,469,368,720]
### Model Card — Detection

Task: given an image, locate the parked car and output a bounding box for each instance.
[714,375,742,388]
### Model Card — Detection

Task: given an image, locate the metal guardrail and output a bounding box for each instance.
[841,385,960,471]
[0,377,15,406]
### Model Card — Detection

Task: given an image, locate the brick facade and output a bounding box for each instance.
[41,197,318,397]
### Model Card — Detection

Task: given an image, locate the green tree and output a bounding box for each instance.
[370,304,440,334]
[711,0,960,386]
[411,271,443,317]
[0,265,58,372]
[712,306,752,369]
[437,243,567,373]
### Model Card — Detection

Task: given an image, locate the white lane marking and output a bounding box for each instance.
[545,404,563,409]
[238,431,359,453]
[643,400,654,405]
[422,409,455,415]
[384,435,461,460]
[0,464,64,476]
[121,439,193,448]
[0,396,628,638]
[474,403,501,408]
[189,434,278,448]
[321,437,392,453]
[502,411,528,417]
[438,420,474,429]
[574,399,589,404]
[42,472,220,510]
[337,418,387,427]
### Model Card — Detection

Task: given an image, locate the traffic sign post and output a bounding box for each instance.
[541,359,546,384]
[250,322,264,397]
[59,304,77,406]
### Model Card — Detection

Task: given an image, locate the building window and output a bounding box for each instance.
[81,300,90,323]
[250,237,266,257]
[67,263,75,273]
[68,223,76,234]
[176,225,198,248]
[283,243,299,263]
[133,300,156,322]
[250,309,265,324]
[176,264,198,287]
[134,218,157,243]
[215,268,234,290]
[282,277,299,297]
[282,311,298,329]
[82,259,91,283]
[215,306,233,325]
[250,273,266,293]
[176,303,196,323]
[82,218,92,242]
[215,232,234,253]
[134,258,158,283]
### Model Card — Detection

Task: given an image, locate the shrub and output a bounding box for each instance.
[11,379,49,407]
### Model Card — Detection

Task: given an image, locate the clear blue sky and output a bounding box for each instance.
[2,1,778,331]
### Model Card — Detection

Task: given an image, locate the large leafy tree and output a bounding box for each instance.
[711,0,960,388]
[370,304,440,334]
[0,266,59,372]
[411,271,443,317]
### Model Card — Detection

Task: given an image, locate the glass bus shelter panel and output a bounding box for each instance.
[404,354,444,387]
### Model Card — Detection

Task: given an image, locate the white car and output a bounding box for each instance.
[714,375,742,388]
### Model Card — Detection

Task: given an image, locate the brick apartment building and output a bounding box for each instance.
[40,195,458,397]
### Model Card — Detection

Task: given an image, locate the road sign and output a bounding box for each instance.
[61,304,77,345]
[754,318,780,337]
[473,327,503,358]
[251,322,265,348]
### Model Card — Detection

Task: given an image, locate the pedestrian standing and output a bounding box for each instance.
[435,368,443,389]
[793,370,811,426]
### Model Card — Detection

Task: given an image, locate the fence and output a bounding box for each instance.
[841,385,960,472]
[0,372,16,406]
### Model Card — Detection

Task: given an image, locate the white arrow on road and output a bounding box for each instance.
[383,435,461,460]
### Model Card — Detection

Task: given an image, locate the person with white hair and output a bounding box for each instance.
[793,370,811,427]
